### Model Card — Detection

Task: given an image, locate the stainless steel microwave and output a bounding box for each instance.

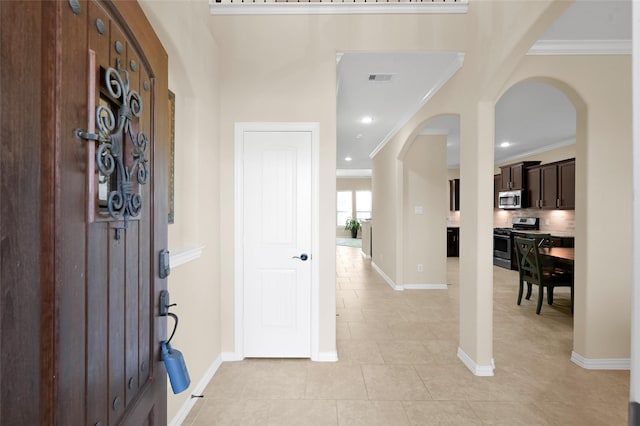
[498,190,523,209]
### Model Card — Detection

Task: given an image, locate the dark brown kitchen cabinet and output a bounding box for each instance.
[449,179,460,211]
[540,164,558,208]
[500,161,540,191]
[527,167,541,208]
[552,236,575,248]
[557,160,575,209]
[528,164,557,209]
[526,159,575,210]
[494,174,501,208]
[447,227,459,257]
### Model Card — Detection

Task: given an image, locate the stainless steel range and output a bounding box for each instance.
[493,217,540,269]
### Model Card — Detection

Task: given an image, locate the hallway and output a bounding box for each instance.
[183,246,629,425]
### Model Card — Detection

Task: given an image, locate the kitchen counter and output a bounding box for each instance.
[507,229,575,269]
[514,230,574,238]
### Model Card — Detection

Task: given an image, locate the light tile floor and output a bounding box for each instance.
[183,246,629,425]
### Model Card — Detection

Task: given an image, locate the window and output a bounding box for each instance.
[337,191,352,226]
[355,190,371,220]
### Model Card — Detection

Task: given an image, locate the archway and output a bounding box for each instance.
[493,77,590,367]
[396,114,461,290]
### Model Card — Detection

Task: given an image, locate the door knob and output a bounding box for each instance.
[292,253,309,261]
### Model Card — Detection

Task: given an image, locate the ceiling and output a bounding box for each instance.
[336,52,463,170]
[335,0,631,173]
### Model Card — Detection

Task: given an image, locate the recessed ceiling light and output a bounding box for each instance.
[500,141,510,148]
[361,116,373,124]
[345,157,352,162]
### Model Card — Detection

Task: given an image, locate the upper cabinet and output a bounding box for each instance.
[499,161,540,191]
[494,174,501,208]
[526,159,575,210]
[557,160,575,209]
[527,167,541,208]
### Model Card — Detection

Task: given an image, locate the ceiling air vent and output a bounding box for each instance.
[368,74,393,82]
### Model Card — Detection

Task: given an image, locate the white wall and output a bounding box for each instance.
[210,15,339,357]
[402,135,447,286]
[139,1,222,421]
[630,0,639,408]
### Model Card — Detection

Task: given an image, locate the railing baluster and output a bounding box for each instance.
[210,0,464,9]
[215,0,461,3]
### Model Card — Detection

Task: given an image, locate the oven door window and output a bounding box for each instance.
[494,235,510,254]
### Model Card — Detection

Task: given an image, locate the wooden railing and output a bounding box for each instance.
[215,0,463,3]
[210,0,468,14]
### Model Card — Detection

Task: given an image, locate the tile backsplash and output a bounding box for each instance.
[494,208,575,234]
[447,211,460,227]
[447,209,575,235]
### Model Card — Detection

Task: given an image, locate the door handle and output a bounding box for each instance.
[292,253,309,261]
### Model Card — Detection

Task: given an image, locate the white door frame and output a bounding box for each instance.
[234,122,320,360]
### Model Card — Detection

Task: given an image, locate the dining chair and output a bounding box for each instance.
[523,233,559,271]
[513,236,574,315]
[525,233,552,248]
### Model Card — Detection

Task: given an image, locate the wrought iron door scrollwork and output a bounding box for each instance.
[77,63,148,238]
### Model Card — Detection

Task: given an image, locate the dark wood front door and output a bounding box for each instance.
[1,1,168,424]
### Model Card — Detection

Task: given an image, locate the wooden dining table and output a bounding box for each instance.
[539,246,574,261]
[539,246,574,275]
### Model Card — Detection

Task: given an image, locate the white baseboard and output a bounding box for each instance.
[571,351,631,370]
[312,351,339,362]
[169,354,222,426]
[457,347,495,376]
[371,261,403,291]
[220,350,336,362]
[403,283,448,290]
[370,263,448,291]
[360,251,371,260]
[221,351,243,362]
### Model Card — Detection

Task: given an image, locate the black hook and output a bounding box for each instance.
[166,312,178,344]
[159,290,179,343]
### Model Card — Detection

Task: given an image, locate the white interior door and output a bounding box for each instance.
[243,130,312,357]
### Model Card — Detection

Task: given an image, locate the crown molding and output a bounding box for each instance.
[495,137,575,166]
[446,137,576,171]
[369,52,465,160]
[528,39,631,56]
[336,168,372,178]
[209,0,468,16]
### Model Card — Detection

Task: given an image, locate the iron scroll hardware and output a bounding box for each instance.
[76,62,148,240]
